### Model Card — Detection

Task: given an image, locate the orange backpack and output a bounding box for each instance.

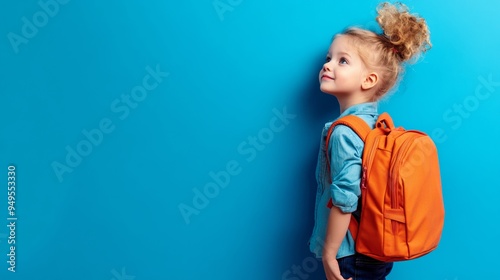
[325,112,445,262]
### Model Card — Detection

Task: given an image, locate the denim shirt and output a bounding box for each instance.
[309,102,378,259]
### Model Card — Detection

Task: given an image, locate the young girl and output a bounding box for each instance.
[309,2,431,280]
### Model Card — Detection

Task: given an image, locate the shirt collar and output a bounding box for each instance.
[323,102,378,131]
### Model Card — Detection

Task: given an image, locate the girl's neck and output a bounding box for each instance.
[336,95,372,114]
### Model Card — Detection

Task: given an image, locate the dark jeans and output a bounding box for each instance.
[330,253,393,280]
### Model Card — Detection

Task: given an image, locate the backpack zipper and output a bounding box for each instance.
[362,137,380,189]
[389,134,419,233]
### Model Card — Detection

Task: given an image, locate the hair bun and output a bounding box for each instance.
[376,2,431,62]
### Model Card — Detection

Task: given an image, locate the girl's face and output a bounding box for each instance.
[319,35,368,96]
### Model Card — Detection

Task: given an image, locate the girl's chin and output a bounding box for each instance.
[320,86,350,96]
[319,87,340,96]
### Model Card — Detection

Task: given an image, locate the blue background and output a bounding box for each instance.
[0,0,499,279]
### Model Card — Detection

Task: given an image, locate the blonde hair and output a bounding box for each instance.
[336,2,431,100]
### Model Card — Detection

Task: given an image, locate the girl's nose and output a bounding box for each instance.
[323,63,331,72]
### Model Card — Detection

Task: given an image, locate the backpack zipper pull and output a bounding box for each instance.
[361,166,367,189]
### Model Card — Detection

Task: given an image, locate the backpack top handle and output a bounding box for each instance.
[376,112,395,131]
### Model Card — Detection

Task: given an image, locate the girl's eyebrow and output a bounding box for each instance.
[337,51,352,58]
[326,51,352,58]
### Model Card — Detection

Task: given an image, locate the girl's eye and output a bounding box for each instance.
[325,56,331,62]
[339,57,348,64]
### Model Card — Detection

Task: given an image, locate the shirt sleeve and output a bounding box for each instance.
[328,125,364,213]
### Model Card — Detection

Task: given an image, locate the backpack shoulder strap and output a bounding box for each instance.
[324,114,372,182]
[325,115,372,154]
[324,115,373,241]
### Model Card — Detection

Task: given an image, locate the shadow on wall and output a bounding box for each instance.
[278,54,339,280]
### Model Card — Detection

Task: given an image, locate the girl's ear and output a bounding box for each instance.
[361,72,379,90]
